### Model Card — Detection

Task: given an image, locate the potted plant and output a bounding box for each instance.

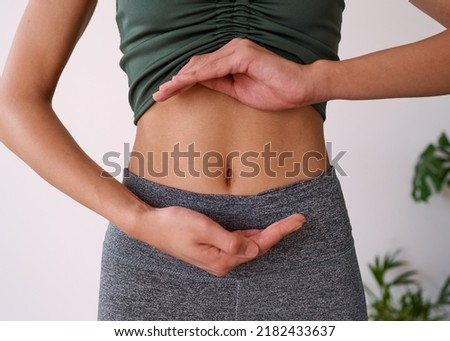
[365,250,450,320]
[365,133,450,320]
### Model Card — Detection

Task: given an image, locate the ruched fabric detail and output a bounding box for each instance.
[116,0,345,124]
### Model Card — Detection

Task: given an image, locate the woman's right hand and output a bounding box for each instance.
[131,206,305,277]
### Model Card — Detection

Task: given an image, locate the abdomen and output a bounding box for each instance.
[130,84,329,195]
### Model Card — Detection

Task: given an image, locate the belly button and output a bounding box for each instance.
[225,168,233,186]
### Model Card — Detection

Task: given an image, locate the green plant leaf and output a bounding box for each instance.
[438,132,450,149]
[436,275,450,306]
[428,171,445,191]
[412,133,450,202]
[392,270,417,286]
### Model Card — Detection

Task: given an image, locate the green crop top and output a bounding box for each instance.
[116,0,345,124]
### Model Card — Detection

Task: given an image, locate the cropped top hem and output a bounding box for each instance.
[116,0,345,125]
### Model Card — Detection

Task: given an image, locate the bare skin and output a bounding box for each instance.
[1,0,449,277]
[131,85,328,195]
[410,0,450,27]
[0,0,305,277]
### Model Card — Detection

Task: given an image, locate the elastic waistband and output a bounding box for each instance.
[104,165,354,279]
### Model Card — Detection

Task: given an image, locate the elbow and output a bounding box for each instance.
[0,82,27,143]
[0,80,54,144]
[0,80,15,143]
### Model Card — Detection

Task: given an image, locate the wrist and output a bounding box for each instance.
[117,199,158,240]
[308,59,339,103]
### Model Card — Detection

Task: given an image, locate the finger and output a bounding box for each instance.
[200,221,260,258]
[251,213,306,253]
[153,74,200,101]
[172,52,246,85]
[233,229,263,237]
[200,73,263,102]
[177,40,239,75]
[153,81,195,102]
[155,67,247,102]
[154,45,256,102]
[198,246,248,277]
[153,71,233,102]
[198,214,304,276]
[178,38,263,76]
[200,75,239,94]
[157,37,267,100]
[183,54,247,82]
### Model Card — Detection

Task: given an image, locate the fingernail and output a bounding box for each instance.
[294,213,306,229]
[294,213,306,222]
[245,243,259,258]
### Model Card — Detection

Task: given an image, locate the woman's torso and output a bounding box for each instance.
[120,0,344,194]
[129,85,329,195]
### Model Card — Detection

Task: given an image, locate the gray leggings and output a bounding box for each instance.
[98,167,367,320]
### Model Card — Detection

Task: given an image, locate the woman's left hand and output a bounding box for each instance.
[153,38,324,111]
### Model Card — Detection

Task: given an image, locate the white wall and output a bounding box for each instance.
[327,0,450,312]
[0,0,449,320]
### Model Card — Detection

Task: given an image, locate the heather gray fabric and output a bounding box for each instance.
[98,167,367,320]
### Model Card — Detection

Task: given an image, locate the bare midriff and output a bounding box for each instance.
[129,84,330,195]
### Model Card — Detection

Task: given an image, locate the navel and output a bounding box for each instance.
[225,167,233,186]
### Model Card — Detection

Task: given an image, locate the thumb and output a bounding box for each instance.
[251,213,306,253]
[199,77,236,98]
[205,224,260,258]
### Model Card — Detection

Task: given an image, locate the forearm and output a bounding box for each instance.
[0,0,305,277]
[0,94,151,236]
[316,29,450,102]
[410,0,450,28]
[0,0,152,239]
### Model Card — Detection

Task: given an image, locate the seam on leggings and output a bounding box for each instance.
[235,280,241,321]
